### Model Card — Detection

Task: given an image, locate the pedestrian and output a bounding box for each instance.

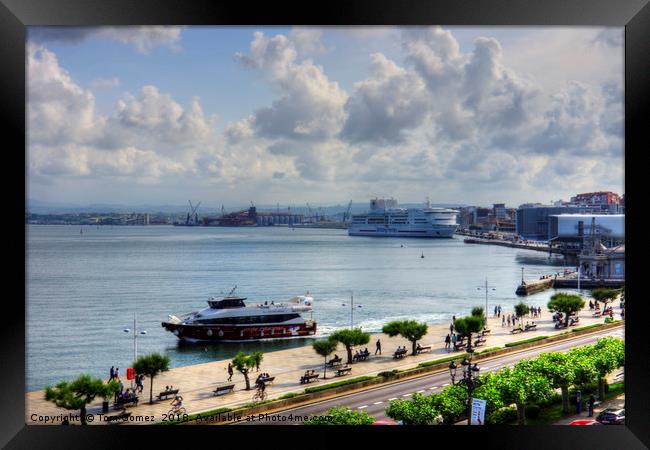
[444,334,451,352]
[109,366,115,381]
[375,339,382,355]
[609,309,614,319]
[621,307,625,320]
[115,367,119,379]
[494,305,498,317]
[227,363,233,381]
[449,322,454,334]
[507,315,511,327]
[589,300,594,310]
[588,394,596,417]
[538,306,541,316]
[118,380,124,395]
[451,334,457,351]
[256,358,261,372]
[502,315,505,327]
[497,304,501,317]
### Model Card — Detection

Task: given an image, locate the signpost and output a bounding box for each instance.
[470,398,487,425]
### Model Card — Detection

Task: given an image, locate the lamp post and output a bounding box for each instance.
[449,347,480,425]
[477,278,496,323]
[342,291,362,329]
[123,312,147,388]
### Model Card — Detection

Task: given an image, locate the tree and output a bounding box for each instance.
[312,338,338,379]
[304,406,374,425]
[590,337,625,399]
[133,352,170,404]
[453,316,484,350]
[430,384,468,424]
[471,306,484,318]
[45,375,119,425]
[382,320,429,356]
[591,288,619,309]
[231,351,264,390]
[547,293,585,327]
[528,352,575,413]
[329,328,370,364]
[514,302,530,326]
[491,364,554,425]
[386,393,442,425]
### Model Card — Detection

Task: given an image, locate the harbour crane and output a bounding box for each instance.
[344,200,353,222]
[187,200,201,225]
[306,203,314,223]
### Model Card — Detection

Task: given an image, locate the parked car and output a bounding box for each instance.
[569,419,601,426]
[596,408,625,425]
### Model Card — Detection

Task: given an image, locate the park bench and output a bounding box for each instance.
[326,356,342,367]
[113,395,138,409]
[510,327,524,334]
[106,410,131,423]
[393,349,408,359]
[300,373,320,384]
[569,317,580,326]
[416,345,432,354]
[156,388,179,401]
[335,366,352,377]
[213,383,235,396]
[481,328,491,336]
[453,341,466,351]
[256,376,275,386]
[353,352,370,362]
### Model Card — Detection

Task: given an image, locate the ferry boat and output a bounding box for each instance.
[161,288,317,342]
[348,198,458,238]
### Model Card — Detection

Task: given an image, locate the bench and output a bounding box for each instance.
[326,357,342,367]
[481,329,491,336]
[524,324,537,331]
[113,396,138,409]
[473,338,486,346]
[453,342,466,351]
[156,389,179,401]
[106,411,131,423]
[213,383,235,396]
[416,345,432,354]
[353,353,370,362]
[393,350,408,359]
[300,373,320,384]
[335,366,352,377]
[510,327,524,334]
[256,376,275,386]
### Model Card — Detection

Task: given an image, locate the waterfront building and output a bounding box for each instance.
[493,203,507,220]
[516,205,593,241]
[578,218,625,279]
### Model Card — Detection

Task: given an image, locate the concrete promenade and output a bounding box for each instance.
[26,302,621,425]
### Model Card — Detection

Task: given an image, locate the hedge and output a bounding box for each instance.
[303,376,375,394]
[505,336,549,347]
[417,354,466,368]
[572,324,604,333]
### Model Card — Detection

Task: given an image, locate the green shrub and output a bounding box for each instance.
[604,317,614,324]
[417,354,464,368]
[304,376,374,394]
[378,370,398,378]
[572,324,603,332]
[487,407,517,425]
[478,346,501,354]
[504,336,548,347]
[279,392,300,399]
[525,404,541,419]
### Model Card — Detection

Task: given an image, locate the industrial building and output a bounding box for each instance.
[515,205,595,241]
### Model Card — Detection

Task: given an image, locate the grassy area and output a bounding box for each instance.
[477,346,502,354]
[572,324,604,332]
[523,382,625,425]
[303,376,375,394]
[505,336,549,347]
[417,354,467,368]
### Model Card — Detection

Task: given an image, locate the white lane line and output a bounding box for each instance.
[402,393,412,397]
[429,387,437,390]
[373,401,383,405]
[417,390,425,394]
[358,405,368,409]
[442,383,449,387]
[388,397,398,401]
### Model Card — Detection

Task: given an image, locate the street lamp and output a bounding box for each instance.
[477,278,496,323]
[449,348,480,425]
[123,312,147,386]
[341,291,363,329]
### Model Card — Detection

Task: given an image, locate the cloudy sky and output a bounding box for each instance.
[27,26,624,208]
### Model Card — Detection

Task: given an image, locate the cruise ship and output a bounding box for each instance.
[161,288,317,342]
[348,198,458,238]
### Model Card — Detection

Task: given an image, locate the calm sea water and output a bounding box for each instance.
[26,225,585,391]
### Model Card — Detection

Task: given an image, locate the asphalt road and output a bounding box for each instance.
[235,326,624,425]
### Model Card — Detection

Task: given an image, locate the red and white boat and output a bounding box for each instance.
[161,288,317,342]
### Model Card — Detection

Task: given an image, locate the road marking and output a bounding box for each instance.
[442,383,449,387]
[373,401,383,405]
[429,387,437,390]
[402,393,412,397]
[388,397,398,401]
[358,405,368,409]
[417,390,425,394]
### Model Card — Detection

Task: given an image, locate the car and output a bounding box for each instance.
[596,408,625,425]
[569,419,601,426]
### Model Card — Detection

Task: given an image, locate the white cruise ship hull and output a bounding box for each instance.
[348,225,457,238]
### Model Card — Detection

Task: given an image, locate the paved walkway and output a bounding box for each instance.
[26,302,622,424]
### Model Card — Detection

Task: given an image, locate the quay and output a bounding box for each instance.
[516,271,624,296]
[26,302,622,425]
[462,237,562,255]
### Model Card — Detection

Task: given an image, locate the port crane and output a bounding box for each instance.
[187,200,201,225]
[344,200,353,222]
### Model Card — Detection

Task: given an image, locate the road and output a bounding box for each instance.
[234,326,624,425]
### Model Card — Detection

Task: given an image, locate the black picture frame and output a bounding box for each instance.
[3,0,648,448]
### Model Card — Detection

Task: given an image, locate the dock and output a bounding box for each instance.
[462,238,562,254]
[516,271,624,296]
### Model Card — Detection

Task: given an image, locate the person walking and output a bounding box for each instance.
[588,394,596,417]
[538,306,541,317]
[502,315,506,327]
[497,304,501,317]
[227,363,234,382]
[115,367,119,380]
[451,334,457,351]
[444,334,451,352]
[109,366,115,382]
[375,339,382,355]
[449,322,454,334]
[494,305,498,317]
[507,315,511,327]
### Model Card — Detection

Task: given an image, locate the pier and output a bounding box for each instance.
[516,271,624,296]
